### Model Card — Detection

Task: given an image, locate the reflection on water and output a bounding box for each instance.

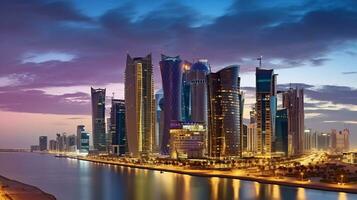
[0,153,356,200]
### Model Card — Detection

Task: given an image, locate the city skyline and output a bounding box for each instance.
[0,0,356,148]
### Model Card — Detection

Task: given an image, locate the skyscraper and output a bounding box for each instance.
[256,67,277,157]
[282,88,304,155]
[188,59,210,124]
[207,65,243,158]
[39,136,47,151]
[330,128,350,152]
[91,87,106,151]
[76,125,85,150]
[275,109,289,156]
[160,54,183,154]
[125,54,155,157]
[181,61,192,121]
[110,99,126,155]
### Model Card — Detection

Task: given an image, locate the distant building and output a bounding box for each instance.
[76,125,85,150]
[242,124,248,153]
[56,133,67,152]
[160,55,183,154]
[256,68,277,157]
[317,132,330,150]
[91,87,106,151]
[80,132,90,153]
[247,123,257,153]
[30,145,40,152]
[169,121,205,159]
[110,99,126,155]
[125,54,155,157]
[303,129,317,153]
[207,65,243,158]
[275,109,289,156]
[343,151,357,164]
[39,136,48,151]
[282,88,304,155]
[49,140,57,151]
[66,135,76,152]
[330,129,350,153]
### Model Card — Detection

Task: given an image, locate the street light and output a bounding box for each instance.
[300,172,304,181]
[340,174,344,185]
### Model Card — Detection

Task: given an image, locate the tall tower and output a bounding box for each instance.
[282,88,304,155]
[110,99,126,155]
[181,61,192,121]
[188,59,210,124]
[154,89,164,152]
[125,54,155,157]
[256,68,277,157]
[207,65,243,158]
[160,54,183,154]
[91,87,106,151]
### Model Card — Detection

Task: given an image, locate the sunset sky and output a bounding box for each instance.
[0,0,356,148]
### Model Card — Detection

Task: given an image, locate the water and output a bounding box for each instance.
[0,152,355,200]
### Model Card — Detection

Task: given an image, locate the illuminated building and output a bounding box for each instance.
[110,99,126,155]
[282,88,304,155]
[80,132,90,153]
[39,136,47,151]
[125,54,155,157]
[160,54,183,154]
[66,135,76,152]
[303,129,317,152]
[247,123,257,153]
[342,151,357,164]
[169,121,205,159]
[155,90,164,152]
[188,59,210,124]
[207,65,243,158]
[317,132,330,150]
[91,87,106,151]
[256,68,277,157]
[181,61,192,121]
[242,124,248,152]
[331,128,350,153]
[275,109,288,156]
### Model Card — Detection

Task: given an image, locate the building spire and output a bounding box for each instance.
[257,56,263,67]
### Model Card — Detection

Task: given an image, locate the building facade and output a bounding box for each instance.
[207,65,243,158]
[256,68,277,157]
[39,136,47,151]
[275,109,289,156]
[282,88,304,155]
[110,99,126,155]
[155,89,164,152]
[91,87,106,151]
[181,61,192,121]
[331,129,350,153]
[160,55,183,154]
[169,121,205,159]
[125,54,155,157]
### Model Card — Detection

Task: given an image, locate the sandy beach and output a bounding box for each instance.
[0,175,55,200]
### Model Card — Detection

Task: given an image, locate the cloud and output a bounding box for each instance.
[342,71,357,75]
[22,52,77,64]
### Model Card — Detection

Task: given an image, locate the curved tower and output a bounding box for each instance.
[159,54,182,154]
[207,65,242,158]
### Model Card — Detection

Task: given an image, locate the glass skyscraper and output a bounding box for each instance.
[160,54,183,154]
[181,61,192,121]
[256,68,277,157]
[91,87,106,152]
[110,99,126,155]
[125,54,155,157]
[207,65,243,158]
[275,108,289,155]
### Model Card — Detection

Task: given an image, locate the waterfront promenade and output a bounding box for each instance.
[70,156,357,194]
[0,175,55,200]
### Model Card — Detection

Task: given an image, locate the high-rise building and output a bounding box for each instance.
[76,125,85,150]
[125,54,155,157]
[169,121,205,159]
[330,129,350,152]
[282,88,304,155]
[80,132,90,153]
[155,89,164,152]
[49,140,57,151]
[66,135,76,152]
[247,123,257,153]
[181,61,192,121]
[56,133,67,152]
[275,109,289,156]
[303,129,317,153]
[188,59,210,124]
[110,99,126,155]
[317,132,330,150]
[160,54,183,154]
[242,124,248,152]
[256,68,277,157]
[207,65,243,158]
[39,136,47,151]
[91,87,106,151]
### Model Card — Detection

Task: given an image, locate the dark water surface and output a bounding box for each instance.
[0,152,355,200]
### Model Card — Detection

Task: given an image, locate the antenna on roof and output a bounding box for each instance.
[112,92,115,99]
[257,56,263,67]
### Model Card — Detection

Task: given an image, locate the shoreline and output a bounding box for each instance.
[0,175,56,200]
[71,156,357,194]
